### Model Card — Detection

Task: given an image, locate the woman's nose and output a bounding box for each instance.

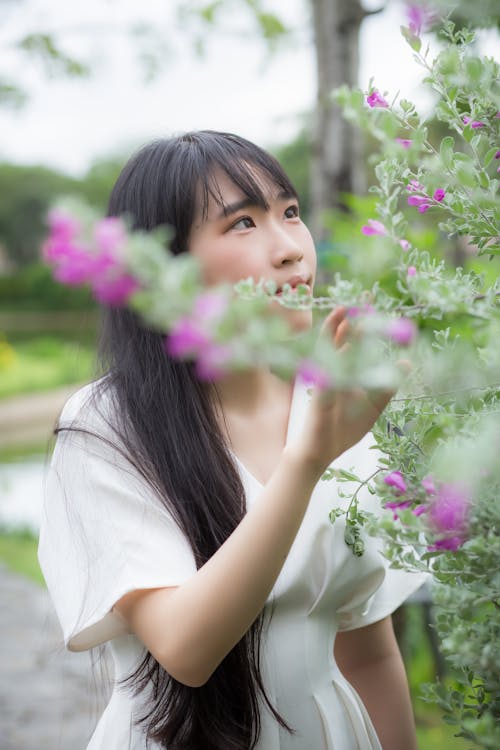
[270,229,303,266]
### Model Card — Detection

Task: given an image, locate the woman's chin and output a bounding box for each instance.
[273,305,313,334]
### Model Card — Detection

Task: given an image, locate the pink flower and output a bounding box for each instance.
[405,3,437,35]
[94,217,127,255]
[46,209,81,242]
[396,138,413,148]
[297,359,331,390]
[193,290,229,321]
[463,116,485,128]
[433,188,446,202]
[407,266,417,276]
[412,504,427,516]
[429,483,470,534]
[347,304,375,318]
[166,318,211,358]
[385,498,412,519]
[386,317,417,346]
[426,482,471,551]
[406,179,425,193]
[399,239,410,251]
[384,470,407,494]
[422,475,437,495]
[367,90,389,108]
[91,273,139,306]
[428,536,464,552]
[195,343,232,381]
[408,195,430,209]
[494,150,500,159]
[51,246,97,286]
[361,219,387,236]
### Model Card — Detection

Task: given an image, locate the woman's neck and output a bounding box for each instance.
[213,368,292,418]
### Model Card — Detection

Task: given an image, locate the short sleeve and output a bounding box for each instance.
[38,384,197,652]
[336,561,428,632]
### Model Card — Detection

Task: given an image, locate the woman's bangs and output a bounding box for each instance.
[198,145,297,220]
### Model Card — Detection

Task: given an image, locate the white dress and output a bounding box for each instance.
[38,379,426,749]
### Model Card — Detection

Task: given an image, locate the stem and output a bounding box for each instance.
[345,467,382,516]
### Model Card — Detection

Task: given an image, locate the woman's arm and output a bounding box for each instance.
[334,616,418,750]
[116,308,393,688]
[115,448,318,686]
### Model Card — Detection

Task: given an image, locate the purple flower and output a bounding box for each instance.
[463,116,485,128]
[412,504,427,516]
[91,273,139,306]
[93,218,127,256]
[193,290,228,321]
[422,475,437,495]
[408,195,429,208]
[399,239,410,251]
[407,265,417,277]
[166,318,211,358]
[494,150,500,159]
[367,90,389,109]
[297,359,331,390]
[51,245,97,286]
[428,536,464,552]
[405,3,437,35]
[195,343,232,381]
[385,498,412,520]
[46,209,81,242]
[406,179,425,193]
[386,317,417,346]
[384,470,407,494]
[428,482,471,535]
[396,138,413,149]
[361,219,387,236]
[433,188,446,202]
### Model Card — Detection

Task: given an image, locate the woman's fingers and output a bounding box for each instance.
[321,306,347,339]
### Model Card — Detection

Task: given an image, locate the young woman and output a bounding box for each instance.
[39,130,426,750]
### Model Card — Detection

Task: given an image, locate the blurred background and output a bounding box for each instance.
[0,0,498,747]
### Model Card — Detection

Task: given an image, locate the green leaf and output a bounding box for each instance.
[440,136,455,170]
[337,468,362,482]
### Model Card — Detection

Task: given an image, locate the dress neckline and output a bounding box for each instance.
[229,377,304,488]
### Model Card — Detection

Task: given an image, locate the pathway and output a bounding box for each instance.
[0,384,83,450]
[0,563,110,750]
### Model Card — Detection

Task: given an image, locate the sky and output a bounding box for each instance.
[0,0,498,176]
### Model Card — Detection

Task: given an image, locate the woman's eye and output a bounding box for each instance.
[231,216,255,230]
[284,204,299,219]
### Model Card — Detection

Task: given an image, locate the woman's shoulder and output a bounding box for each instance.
[58,376,116,433]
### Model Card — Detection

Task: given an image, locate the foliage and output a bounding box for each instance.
[0,156,124,269]
[0,263,95,310]
[177,0,290,53]
[0,334,95,399]
[0,528,43,585]
[329,14,500,747]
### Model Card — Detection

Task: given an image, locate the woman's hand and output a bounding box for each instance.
[289,307,395,478]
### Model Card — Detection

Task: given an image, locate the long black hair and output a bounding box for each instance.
[96,131,298,749]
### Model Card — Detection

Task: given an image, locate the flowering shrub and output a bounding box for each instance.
[332,5,500,745]
[41,5,500,743]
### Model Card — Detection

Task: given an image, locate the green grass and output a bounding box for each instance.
[0,528,44,585]
[416,710,471,749]
[0,334,96,399]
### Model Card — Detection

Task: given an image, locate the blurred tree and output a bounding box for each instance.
[0,164,78,267]
[79,156,127,210]
[178,0,383,238]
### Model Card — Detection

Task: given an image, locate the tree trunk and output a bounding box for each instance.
[309,0,371,241]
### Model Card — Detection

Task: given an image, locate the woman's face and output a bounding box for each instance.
[188,169,317,331]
